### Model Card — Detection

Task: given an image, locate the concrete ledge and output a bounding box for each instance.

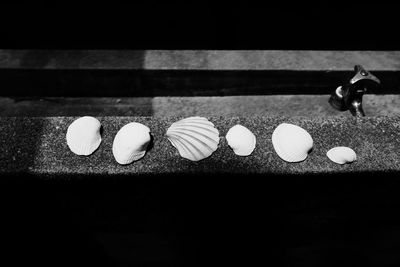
[1,50,400,70]
[1,116,399,178]
[1,95,400,117]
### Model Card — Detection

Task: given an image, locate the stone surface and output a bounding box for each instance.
[1,95,400,117]
[1,50,400,70]
[1,116,399,178]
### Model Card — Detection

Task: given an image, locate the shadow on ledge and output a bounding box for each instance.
[1,70,399,97]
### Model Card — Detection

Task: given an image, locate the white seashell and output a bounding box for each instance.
[66,116,102,156]
[226,124,256,156]
[112,122,151,165]
[166,116,220,161]
[327,146,356,165]
[272,123,313,162]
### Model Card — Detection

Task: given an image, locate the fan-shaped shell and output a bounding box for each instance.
[327,146,356,164]
[272,123,313,162]
[112,122,151,165]
[66,116,102,156]
[226,124,256,156]
[166,116,220,161]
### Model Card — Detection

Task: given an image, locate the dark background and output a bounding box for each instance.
[1,3,399,50]
[2,3,400,266]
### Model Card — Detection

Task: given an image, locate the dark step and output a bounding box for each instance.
[0,50,399,96]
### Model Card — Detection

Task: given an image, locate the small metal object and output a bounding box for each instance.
[329,65,380,117]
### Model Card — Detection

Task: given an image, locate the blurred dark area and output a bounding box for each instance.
[1,4,399,49]
[1,3,400,266]
[2,172,400,266]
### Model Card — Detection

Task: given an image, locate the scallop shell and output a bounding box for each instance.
[271,123,313,162]
[327,146,356,164]
[66,116,102,156]
[166,116,220,161]
[226,124,256,156]
[112,122,151,165]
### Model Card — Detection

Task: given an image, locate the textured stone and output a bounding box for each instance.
[1,95,399,117]
[0,116,399,178]
[1,50,400,70]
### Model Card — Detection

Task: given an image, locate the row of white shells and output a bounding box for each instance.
[66,116,356,165]
[67,117,151,165]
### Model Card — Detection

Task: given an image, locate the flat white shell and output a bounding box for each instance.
[226,124,256,156]
[166,116,219,161]
[66,116,102,156]
[272,123,313,162]
[112,122,151,165]
[327,146,356,164]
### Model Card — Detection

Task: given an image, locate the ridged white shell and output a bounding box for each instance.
[272,123,313,162]
[66,116,102,156]
[226,124,256,156]
[166,116,220,161]
[112,122,151,165]
[327,146,356,164]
